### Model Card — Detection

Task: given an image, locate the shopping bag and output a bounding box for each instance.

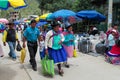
[73,49,77,57]
[16,43,22,51]
[20,48,26,63]
[41,55,54,76]
[0,44,4,57]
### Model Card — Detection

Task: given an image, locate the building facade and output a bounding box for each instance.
[9,11,19,22]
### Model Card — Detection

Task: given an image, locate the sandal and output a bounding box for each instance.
[58,70,64,76]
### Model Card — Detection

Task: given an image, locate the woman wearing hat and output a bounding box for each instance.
[62,24,75,68]
[63,24,75,57]
[45,21,67,76]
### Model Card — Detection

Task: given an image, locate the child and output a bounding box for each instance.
[39,35,45,60]
[107,29,116,50]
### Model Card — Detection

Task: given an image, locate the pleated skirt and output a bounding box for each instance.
[48,46,67,63]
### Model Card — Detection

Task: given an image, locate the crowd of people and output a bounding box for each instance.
[1,19,120,77]
[1,20,76,76]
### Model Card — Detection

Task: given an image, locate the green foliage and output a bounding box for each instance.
[36,0,74,13]
[73,0,93,12]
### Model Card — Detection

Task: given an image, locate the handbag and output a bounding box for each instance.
[73,49,77,57]
[41,55,54,76]
[20,48,26,63]
[16,43,22,51]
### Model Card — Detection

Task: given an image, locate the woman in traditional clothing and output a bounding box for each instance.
[45,21,67,76]
[62,24,75,68]
[105,39,120,65]
[63,24,75,58]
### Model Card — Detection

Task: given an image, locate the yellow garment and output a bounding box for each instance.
[73,49,77,57]
[9,0,26,8]
[20,48,26,63]
[2,30,18,42]
[2,30,7,42]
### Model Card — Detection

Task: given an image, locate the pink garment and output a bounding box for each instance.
[63,45,74,58]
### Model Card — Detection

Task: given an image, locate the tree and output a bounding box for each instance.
[72,0,93,12]
[36,0,74,13]
[91,0,107,6]
[36,0,55,14]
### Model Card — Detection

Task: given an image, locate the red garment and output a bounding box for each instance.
[110,45,120,55]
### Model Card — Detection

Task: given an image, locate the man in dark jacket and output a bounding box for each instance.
[3,22,19,60]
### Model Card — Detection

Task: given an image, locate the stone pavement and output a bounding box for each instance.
[0,32,120,80]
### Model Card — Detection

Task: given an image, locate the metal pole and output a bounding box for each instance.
[107,0,113,30]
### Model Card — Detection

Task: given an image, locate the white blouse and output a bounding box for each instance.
[45,30,64,49]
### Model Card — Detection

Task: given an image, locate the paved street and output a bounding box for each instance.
[0,32,120,80]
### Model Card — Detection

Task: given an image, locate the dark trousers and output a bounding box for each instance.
[27,41,38,67]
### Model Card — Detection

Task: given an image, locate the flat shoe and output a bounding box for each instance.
[59,70,64,76]
[65,64,70,68]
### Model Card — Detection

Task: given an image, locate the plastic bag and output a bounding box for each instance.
[16,43,22,51]
[20,48,26,63]
[73,49,77,57]
[41,55,54,76]
[0,44,4,57]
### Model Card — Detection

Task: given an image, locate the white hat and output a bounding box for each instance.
[111,29,117,33]
[93,27,97,30]
[65,21,71,27]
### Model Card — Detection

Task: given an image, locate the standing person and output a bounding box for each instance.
[45,21,67,76]
[22,20,40,71]
[62,24,75,67]
[107,29,117,50]
[2,22,19,60]
[39,35,45,60]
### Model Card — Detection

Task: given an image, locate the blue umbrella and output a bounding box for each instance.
[14,20,20,25]
[50,9,76,20]
[76,10,106,22]
[36,21,48,27]
[49,9,81,24]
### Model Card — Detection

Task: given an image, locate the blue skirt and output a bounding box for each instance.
[48,46,67,63]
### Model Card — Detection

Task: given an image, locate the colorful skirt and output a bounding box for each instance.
[105,52,120,65]
[63,45,74,58]
[48,46,67,63]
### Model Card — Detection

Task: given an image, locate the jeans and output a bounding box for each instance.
[7,41,16,58]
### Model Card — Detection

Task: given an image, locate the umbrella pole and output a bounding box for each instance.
[86,20,89,33]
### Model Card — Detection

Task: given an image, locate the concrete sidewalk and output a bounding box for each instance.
[0,32,120,80]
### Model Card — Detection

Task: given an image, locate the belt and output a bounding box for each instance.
[28,41,37,44]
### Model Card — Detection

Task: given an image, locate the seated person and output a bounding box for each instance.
[105,39,120,65]
[88,26,99,36]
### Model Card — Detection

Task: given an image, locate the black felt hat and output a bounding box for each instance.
[51,21,60,27]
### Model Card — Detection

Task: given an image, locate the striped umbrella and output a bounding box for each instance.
[35,13,52,21]
[0,0,27,10]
